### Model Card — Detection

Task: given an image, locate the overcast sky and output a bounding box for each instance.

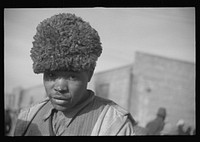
[4,8,195,94]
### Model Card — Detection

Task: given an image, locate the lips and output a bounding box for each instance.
[51,96,71,105]
[53,97,70,100]
[52,92,71,100]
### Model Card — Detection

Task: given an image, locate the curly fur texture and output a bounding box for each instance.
[30,13,102,73]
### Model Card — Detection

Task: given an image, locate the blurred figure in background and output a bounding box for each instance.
[185,126,192,135]
[192,129,196,135]
[5,109,12,136]
[163,119,192,135]
[145,107,167,135]
[176,119,187,135]
[176,119,196,135]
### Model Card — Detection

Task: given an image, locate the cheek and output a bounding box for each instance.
[68,81,87,94]
[43,81,54,95]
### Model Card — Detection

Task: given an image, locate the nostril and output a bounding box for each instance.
[59,90,67,94]
[54,87,68,93]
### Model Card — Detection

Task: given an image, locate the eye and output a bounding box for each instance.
[48,72,55,77]
[69,74,78,81]
[44,72,57,80]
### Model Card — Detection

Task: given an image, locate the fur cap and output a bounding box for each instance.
[30,13,102,73]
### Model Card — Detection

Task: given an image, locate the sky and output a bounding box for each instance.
[4,8,195,94]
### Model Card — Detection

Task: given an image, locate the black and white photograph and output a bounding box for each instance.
[4,8,195,136]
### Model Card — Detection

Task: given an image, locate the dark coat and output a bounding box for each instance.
[145,116,165,135]
[5,110,12,135]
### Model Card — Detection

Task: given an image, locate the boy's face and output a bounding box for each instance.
[43,70,93,112]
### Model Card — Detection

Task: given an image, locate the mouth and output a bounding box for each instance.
[51,97,71,105]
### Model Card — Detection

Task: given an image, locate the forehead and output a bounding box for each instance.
[45,70,87,75]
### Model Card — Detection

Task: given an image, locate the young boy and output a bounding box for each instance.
[14,13,142,136]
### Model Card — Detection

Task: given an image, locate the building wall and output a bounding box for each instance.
[91,65,132,110]
[5,93,14,110]
[130,52,195,128]
[20,85,47,108]
[5,87,24,111]
[5,85,47,111]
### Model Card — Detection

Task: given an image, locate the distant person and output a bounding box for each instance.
[145,107,167,135]
[5,109,12,136]
[163,119,189,135]
[185,126,192,135]
[176,119,187,135]
[192,129,196,135]
[14,13,144,136]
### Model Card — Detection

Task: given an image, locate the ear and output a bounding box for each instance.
[87,70,94,82]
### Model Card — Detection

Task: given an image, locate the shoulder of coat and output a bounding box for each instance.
[107,101,129,116]
[19,97,50,115]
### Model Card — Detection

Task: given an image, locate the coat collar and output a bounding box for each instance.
[42,90,95,127]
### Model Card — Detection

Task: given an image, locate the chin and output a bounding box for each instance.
[53,105,69,112]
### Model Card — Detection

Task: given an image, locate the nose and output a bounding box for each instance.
[54,87,68,94]
[54,79,68,93]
